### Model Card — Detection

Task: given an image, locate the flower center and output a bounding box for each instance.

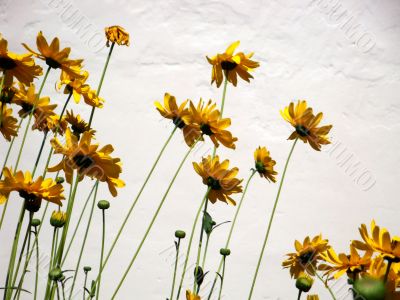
[295,125,310,137]
[299,250,315,265]
[200,123,213,136]
[221,61,237,71]
[21,102,34,115]
[173,117,185,129]
[45,57,61,69]
[255,161,265,173]
[73,154,94,170]
[1,87,16,104]
[19,190,42,212]
[207,177,221,190]
[0,56,17,70]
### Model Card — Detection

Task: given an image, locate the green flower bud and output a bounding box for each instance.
[56,177,65,184]
[83,266,92,273]
[49,267,62,281]
[353,277,386,300]
[175,230,186,239]
[31,218,41,227]
[97,200,110,210]
[296,274,314,292]
[220,248,231,256]
[50,211,67,228]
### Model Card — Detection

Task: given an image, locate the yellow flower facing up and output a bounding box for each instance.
[105,25,130,47]
[353,220,400,263]
[186,290,200,300]
[57,70,90,104]
[193,155,243,205]
[307,295,320,300]
[23,31,83,78]
[0,167,64,211]
[49,129,125,197]
[65,110,95,139]
[154,93,190,129]
[0,103,18,141]
[254,146,278,182]
[319,245,373,280]
[281,100,332,151]
[0,35,43,85]
[282,235,330,278]
[184,99,237,149]
[206,41,260,87]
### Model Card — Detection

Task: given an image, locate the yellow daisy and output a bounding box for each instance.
[32,112,67,135]
[307,295,320,300]
[186,290,200,300]
[206,41,260,87]
[49,129,124,197]
[254,146,277,182]
[0,167,64,211]
[65,110,95,139]
[105,25,130,47]
[282,235,330,278]
[1,83,17,105]
[82,89,104,108]
[57,70,90,104]
[281,100,332,151]
[193,155,243,205]
[0,103,18,141]
[154,93,190,128]
[361,256,399,293]
[0,35,43,85]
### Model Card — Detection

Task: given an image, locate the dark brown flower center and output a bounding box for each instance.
[207,177,221,190]
[295,125,310,137]
[19,190,42,212]
[200,123,213,136]
[21,102,34,115]
[221,60,237,71]
[255,161,265,173]
[0,56,17,70]
[73,154,94,170]
[45,57,61,69]
[1,87,16,104]
[299,250,315,265]
[173,117,185,129]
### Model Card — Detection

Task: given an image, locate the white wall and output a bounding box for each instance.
[1,0,399,299]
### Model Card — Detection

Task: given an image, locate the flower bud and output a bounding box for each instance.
[296,274,314,292]
[220,248,231,256]
[50,211,67,228]
[175,230,186,239]
[353,277,385,300]
[83,266,92,273]
[97,200,110,210]
[49,267,62,281]
[31,218,41,227]
[56,177,65,184]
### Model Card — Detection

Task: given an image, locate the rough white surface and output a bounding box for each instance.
[1,0,400,299]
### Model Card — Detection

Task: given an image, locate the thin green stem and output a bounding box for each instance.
[208,169,257,299]
[96,207,106,300]
[247,139,298,300]
[34,228,39,300]
[201,234,210,271]
[297,290,302,300]
[68,181,99,299]
[90,126,178,292]
[0,118,23,180]
[219,77,228,117]
[83,272,88,300]
[32,131,48,177]
[111,140,199,299]
[50,228,57,271]
[313,266,336,300]
[169,238,181,300]
[88,42,114,126]
[218,257,226,300]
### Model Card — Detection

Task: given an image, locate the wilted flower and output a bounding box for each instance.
[105,26,130,47]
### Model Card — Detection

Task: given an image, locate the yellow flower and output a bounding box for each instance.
[254,146,277,182]
[49,129,125,197]
[307,295,319,300]
[282,235,330,278]
[32,113,67,135]
[23,31,83,78]
[105,26,130,47]
[206,41,260,87]
[186,290,200,300]
[1,82,17,104]
[361,256,399,293]
[0,167,64,211]
[82,89,104,108]
[353,220,400,263]
[50,210,67,228]
[154,93,190,128]
[0,35,42,85]
[0,103,18,141]
[185,99,237,149]
[319,245,373,279]
[281,100,332,151]
[65,110,95,139]
[193,155,243,205]
[13,83,57,118]
[57,70,90,104]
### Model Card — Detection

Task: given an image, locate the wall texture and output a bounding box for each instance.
[1,0,399,299]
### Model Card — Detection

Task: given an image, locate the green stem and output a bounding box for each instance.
[50,228,57,271]
[219,77,228,117]
[217,256,226,300]
[297,290,302,300]
[32,131,48,177]
[247,138,298,300]
[34,228,39,300]
[201,234,210,271]
[111,140,199,299]
[384,260,393,282]
[68,181,99,299]
[314,266,336,300]
[88,42,114,126]
[208,169,257,299]
[0,73,5,126]
[96,206,106,300]
[90,126,178,292]
[169,238,181,300]
[0,118,23,180]
[83,272,88,300]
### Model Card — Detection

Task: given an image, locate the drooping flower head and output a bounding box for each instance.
[185,99,237,148]
[65,110,95,139]
[49,129,124,196]
[0,167,64,212]
[186,290,200,300]
[0,103,18,141]
[82,89,104,108]
[206,41,260,87]
[281,100,332,151]
[254,146,277,182]
[193,155,243,205]
[353,220,400,263]
[105,26,130,47]
[0,35,43,85]
[23,31,83,78]
[154,93,190,129]
[282,235,330,278]
[57,70,90,104]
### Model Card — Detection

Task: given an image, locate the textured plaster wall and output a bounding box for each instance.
[1,0,400,299]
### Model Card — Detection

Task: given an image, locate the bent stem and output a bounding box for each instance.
[208,169,257,299]
[247,138,298,300]
[111,140,199,299]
